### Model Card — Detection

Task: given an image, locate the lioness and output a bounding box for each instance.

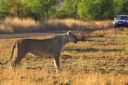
[0,31,78,71]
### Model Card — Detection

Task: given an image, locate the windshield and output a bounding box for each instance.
[117,16,128,20]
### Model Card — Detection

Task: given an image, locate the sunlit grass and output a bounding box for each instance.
[1,28,128,85]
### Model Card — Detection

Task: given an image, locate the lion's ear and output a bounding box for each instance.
[67,31,72,35]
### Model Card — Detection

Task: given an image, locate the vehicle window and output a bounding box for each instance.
[117,16,128,20]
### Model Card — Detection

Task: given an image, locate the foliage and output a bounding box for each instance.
[56,0,80,19]
[0,0,58,20]
[0,0,9,19]
[78,0,101,20]
[0,0,128,20]
[22,0,58,20]
[78,0,114,20]
[114,0,128,15]
[57,0,128,20]
[98,0,114,19]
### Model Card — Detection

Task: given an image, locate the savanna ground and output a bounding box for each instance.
[1,27,128,85]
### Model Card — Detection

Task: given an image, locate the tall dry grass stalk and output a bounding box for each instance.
[0,17,114,34]
[0,17,40,33]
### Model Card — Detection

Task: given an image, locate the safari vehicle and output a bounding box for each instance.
[114,15,128,28]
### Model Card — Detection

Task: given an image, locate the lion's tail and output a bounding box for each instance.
[0,42,17,65]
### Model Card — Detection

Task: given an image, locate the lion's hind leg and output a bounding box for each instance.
[12,45,28,68]
[12,55,24,67]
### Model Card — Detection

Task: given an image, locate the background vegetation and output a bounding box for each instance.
[0,0,128,20]
[1,0,128,85]
[0,17,113,34]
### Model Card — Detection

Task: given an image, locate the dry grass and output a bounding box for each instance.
[0,17,40,33]
[1,69,128,85]
[44,19,114,30]
[0,28,128,85]
[0,17,114,33]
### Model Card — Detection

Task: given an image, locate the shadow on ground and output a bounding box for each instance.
[64,48,122,52]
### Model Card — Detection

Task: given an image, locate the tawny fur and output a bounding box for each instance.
[0,31,78,71]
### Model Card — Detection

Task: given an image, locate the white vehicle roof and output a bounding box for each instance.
[118,15,128,16]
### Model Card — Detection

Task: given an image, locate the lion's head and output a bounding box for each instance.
[67,31,78,44]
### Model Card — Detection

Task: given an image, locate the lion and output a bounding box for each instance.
[0,31,78,71]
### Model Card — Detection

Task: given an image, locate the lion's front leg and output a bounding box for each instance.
[53,53,62,72]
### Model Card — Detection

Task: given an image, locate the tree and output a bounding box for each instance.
[114,0,128,15]
[57,0,81,19]
[0,0,58,20]
[0,0,10,19]
[78,0,114,20]
[97,0,114,19]
[22,0,58,20]
[78,0,101,20]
